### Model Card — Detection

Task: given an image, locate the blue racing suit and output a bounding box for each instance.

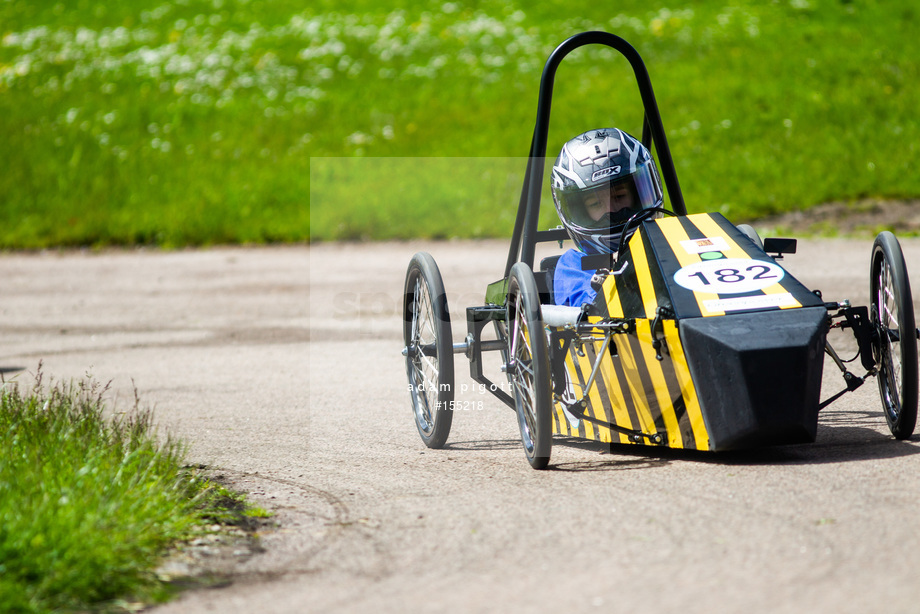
[552,249,597,307]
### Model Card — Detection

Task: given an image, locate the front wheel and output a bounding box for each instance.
[403,252,454,448]
[506,263,553,469]
[870,232,918,439]
[736,224,764,251]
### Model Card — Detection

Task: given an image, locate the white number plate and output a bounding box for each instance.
[673,258,785,294]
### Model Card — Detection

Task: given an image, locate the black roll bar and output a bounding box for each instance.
[504,31,687,278]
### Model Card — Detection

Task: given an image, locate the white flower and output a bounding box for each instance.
[346,131,373,146]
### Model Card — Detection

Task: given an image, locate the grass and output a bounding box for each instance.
[2,0,919,246]
[0,368,263,613]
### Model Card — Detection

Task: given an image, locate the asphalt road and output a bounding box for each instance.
[3,238,920,614]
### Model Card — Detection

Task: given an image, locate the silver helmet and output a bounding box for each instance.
[550,128,663,254]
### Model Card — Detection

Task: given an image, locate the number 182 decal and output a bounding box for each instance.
[673,258,785,294]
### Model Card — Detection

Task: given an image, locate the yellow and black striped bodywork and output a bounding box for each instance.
[549,212,828,451]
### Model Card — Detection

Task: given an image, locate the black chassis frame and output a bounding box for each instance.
[464,32,677,418]
[457,31,885,429]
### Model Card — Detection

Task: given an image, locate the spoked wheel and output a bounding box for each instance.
[736,223,764,251]
[403,252,454,448]
[870,232,919,439]
[506,262,553,469]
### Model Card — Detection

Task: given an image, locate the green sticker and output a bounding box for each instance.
[700,251,725,260]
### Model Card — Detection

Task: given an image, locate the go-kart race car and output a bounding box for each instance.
[401,31,919,469]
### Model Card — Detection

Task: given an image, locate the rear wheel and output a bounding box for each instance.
[870,232,918,439]
[403,252,454,448]
[506,263,553,469]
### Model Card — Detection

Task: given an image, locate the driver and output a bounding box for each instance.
[550,128,664,306]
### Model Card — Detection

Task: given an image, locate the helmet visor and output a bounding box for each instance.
[556,160,663,232]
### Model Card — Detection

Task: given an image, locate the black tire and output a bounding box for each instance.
[736,224,764,251]
[403,252,454,448]
[870,232,918,439]
[506,263,553,469]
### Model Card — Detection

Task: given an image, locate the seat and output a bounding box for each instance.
[538,255,562,305]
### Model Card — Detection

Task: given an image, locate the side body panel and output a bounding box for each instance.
[551,319,711,450]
